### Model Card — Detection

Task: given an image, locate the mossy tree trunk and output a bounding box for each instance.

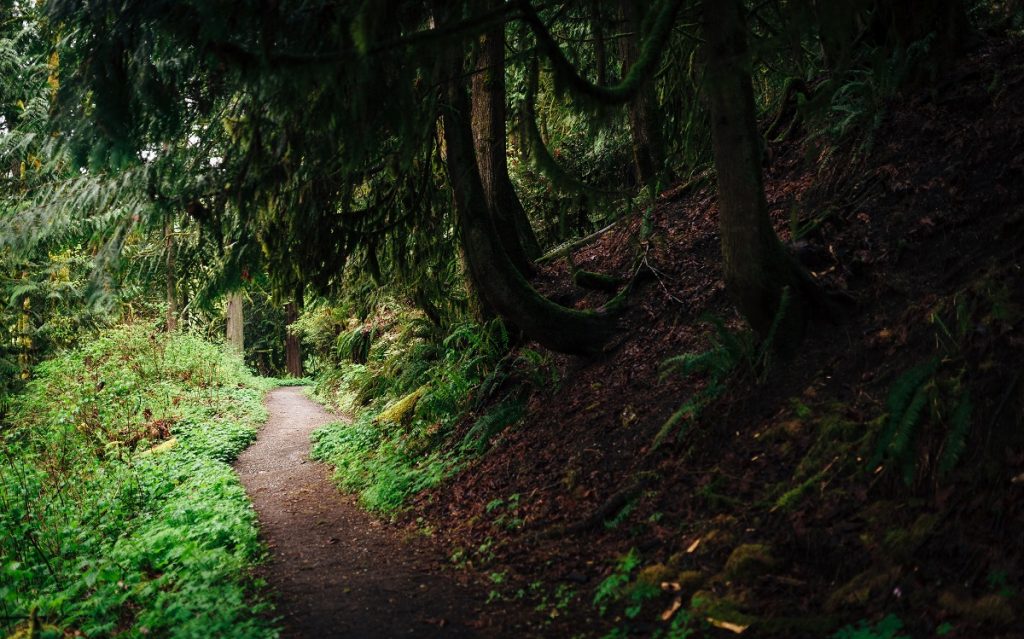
[812,0,869,71]
[285,296,302,377]
[471,3,541,275]
[226,292,245,354]
[590,0,608,87]
[619,0,665,189]
[702,0,811,350]
[444,57,617,355]
[872,0,970,58]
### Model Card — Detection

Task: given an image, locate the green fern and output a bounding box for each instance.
[460,397,527,455]
[893,383,932,485]
[832,614,909,639]
[869,357,939,470]
[753,286,792,379]
[937,391,973,476]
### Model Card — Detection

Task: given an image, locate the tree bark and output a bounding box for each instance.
[702,0,810,350]
[444,58,617,355]
[590,0,608,87]
[872,0,970,58]
[619,0,665,189]
[812,0,868,71]
[285,297,302,377]
[165,217,177,332]
[471,6,542,275]
[226,292,245,354]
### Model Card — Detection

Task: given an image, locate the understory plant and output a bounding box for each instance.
[309,306,549,514]
[0,323,276,638]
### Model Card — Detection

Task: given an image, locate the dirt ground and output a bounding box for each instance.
[234,387,531,638]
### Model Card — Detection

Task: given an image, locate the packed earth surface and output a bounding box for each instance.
[234,387,537,638]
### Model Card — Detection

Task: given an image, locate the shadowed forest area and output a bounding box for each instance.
[2,0,1024,637]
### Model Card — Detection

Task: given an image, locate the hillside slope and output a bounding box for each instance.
[409,39,1024,638]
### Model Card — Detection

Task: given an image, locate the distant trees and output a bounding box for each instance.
[618,0,667,188]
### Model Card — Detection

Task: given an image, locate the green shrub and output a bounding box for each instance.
[308,316,541,514]
[0,323,275,638]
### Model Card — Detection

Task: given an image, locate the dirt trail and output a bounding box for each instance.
[235,387,523,638]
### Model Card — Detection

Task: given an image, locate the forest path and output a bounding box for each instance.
[235,387,520,638]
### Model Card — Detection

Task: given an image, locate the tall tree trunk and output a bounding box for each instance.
[285,297,302,377]
[702,0,810,350]
[873,0,970,57]
[164,216,177,332]
[619,0,665,189]
[471,5,542,274]
[812,0,868,71]
[590,0,608,87]
[226,292,245,354]
[444,58,617,355]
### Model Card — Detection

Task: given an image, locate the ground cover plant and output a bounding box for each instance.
[2,0,1024,636]
[308,310,544,514]
[0,324,276,638]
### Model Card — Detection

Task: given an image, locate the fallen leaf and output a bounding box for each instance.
[708,617,749,634]
[660,597,682,621]
[686,537,701,553]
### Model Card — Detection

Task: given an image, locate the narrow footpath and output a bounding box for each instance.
[234,387,525,638]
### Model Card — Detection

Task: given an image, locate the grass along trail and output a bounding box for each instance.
[235,387,525,638]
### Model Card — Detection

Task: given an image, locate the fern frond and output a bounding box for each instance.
[869,358,939,470]
[894,383,932,485]
[937,391,972,476]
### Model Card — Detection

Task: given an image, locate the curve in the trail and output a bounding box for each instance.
[234,386,520,638]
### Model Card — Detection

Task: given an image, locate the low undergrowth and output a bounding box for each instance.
[0,324,276,638]
[308,307,548,515]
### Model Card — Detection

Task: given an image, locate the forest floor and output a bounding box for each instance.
[235,387,535,638]
[397,38,1024,638]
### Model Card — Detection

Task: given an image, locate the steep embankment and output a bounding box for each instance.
[408,41,1024,637]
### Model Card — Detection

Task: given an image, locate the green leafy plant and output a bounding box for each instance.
[593,549,641,616]
[832,614,909,639]
[0,324,275,637]
[656,290,791,449]
[309,314,527,514]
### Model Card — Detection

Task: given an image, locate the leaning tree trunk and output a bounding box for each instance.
[285,297,302,377]
[471,6,542,275]
[619,0,666,189]
[226,292,245,354]
[165,216,177,332]
[444,58,616,355]
[703,0,810,351]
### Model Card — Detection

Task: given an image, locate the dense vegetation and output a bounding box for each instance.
[0,325,274,637]
[2,0,1023,636]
